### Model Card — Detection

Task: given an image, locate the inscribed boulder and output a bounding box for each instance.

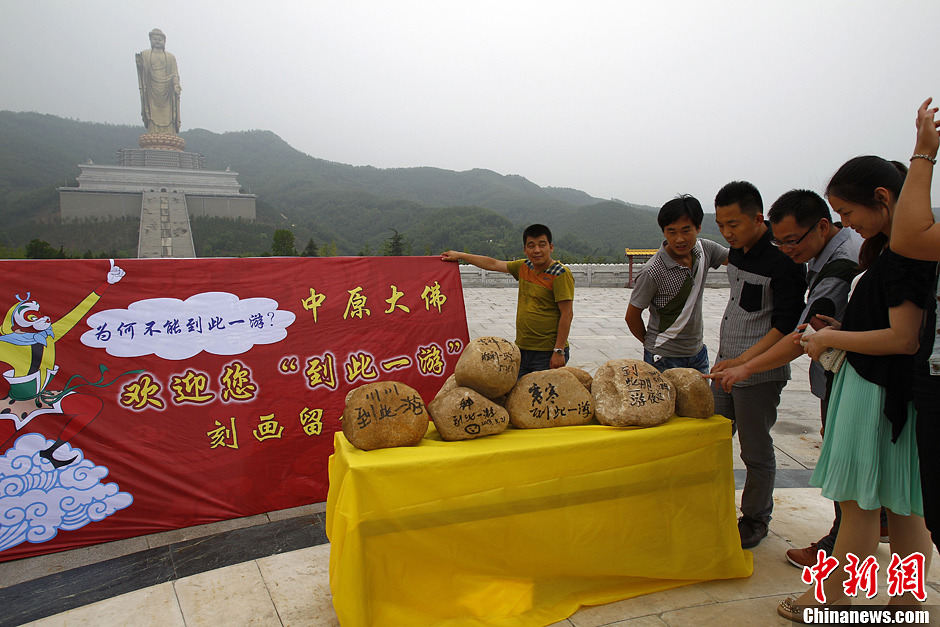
[342,381,429,450]
[592,359,675,427]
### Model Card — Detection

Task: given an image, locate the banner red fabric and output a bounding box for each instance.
[0,256,468,561]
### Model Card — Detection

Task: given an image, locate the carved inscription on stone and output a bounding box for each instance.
[454,336,520,398]
[429,387,510,441]
[506,369,594,428]
[342,381,429,450]
[593,359,675,427]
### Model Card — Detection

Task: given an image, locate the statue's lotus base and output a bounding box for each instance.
[138,133,186,151]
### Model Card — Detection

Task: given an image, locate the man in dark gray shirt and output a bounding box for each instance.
[708,189,863,563]
[709,181,807,549]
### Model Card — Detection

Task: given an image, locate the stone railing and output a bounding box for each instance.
[459,263,730,288]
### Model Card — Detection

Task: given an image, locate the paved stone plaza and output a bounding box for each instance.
[2,287,938,626]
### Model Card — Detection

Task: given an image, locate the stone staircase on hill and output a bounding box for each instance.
[138,191,195,258]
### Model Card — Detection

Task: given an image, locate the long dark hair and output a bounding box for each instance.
[825,156,907,270]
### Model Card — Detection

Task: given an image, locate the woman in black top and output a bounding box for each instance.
[891,98,940,557]
[777,155,935,620]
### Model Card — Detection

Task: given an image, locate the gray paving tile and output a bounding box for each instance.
[146,514,270,549]
[0,536,150,589]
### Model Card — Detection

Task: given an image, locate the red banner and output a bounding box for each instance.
[0,257,468,561]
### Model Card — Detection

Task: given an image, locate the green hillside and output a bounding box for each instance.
[0,111,722,259]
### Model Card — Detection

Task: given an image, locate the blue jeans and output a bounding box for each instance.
[519,347,569,377]
[643,344,709,375]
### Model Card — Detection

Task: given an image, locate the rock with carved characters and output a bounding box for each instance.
[505,369,595,428]
[342,381,429,450]
[592,359,675,427]
[454,336,520,398]
[428,387,510,441]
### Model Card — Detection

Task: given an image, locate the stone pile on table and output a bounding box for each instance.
[341,336,719,450]
[453,336,519,398]
[429,336,518,440]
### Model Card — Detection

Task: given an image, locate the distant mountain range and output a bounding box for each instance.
[0,111,724,259]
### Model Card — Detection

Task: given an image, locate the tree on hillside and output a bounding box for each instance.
[383,228,407,256]
[301,238,319,257]
[0,244,25,259]
[271,229,297,256]
[25,239,66,259]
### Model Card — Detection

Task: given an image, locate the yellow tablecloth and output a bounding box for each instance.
[326,416,752,626]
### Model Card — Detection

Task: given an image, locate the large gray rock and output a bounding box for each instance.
[506,369,594,428]
[559,366,593,391]
[342,382,429,450]
[592,359,676,427]
[662,368,714,419]
[454,336,520,398]
[428,387,510,441]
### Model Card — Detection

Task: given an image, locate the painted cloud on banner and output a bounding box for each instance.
[80,292,296,360]
[0,433,132,553]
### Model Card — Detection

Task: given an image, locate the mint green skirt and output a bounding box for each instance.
[810,361,923,516]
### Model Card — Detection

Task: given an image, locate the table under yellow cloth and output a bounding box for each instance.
[326,416,753,626]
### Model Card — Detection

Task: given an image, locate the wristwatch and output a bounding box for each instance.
[553,348,564,356]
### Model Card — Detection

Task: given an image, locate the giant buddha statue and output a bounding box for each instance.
[136,29,185,150]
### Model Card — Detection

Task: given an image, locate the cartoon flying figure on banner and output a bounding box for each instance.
[0,260,131,467]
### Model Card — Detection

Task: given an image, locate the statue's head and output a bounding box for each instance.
[149,29,166,49]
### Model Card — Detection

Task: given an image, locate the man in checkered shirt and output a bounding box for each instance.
[710,181,807,549]
[625,195,729,374]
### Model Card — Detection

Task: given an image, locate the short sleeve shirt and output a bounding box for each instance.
[842,248,936,439]
[629,238,728,357]
[506,259,574,351]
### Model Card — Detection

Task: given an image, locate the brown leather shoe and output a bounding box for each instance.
[786,543,824,569]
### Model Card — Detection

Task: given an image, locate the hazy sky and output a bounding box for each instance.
[3,1,939,207]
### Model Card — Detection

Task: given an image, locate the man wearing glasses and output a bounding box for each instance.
[709,189,863,561]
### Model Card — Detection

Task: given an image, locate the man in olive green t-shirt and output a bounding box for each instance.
[441,224,574,376]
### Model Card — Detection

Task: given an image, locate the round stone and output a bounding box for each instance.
[428,387,510,441]
[505,369,594,428]
[592,359,675,427]
[661,367,714,418]
[454,336,520,398]
[342,381,429,450]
